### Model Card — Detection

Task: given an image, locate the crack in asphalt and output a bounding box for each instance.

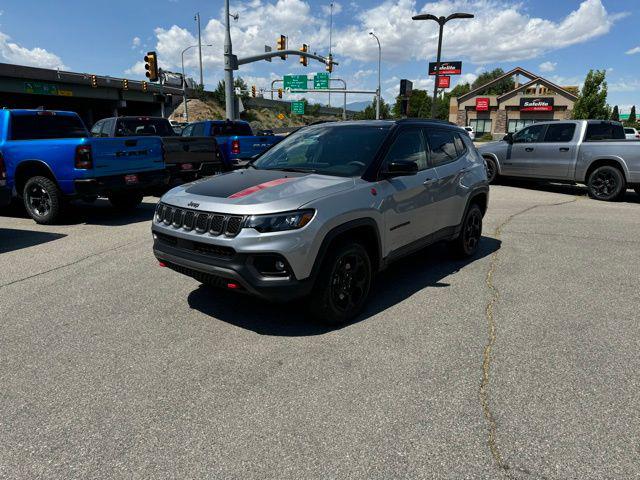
[0,239,145,290]
[480,196,580,479]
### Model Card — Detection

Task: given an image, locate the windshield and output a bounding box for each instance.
[253,124,390,177]
[116,118,174,137]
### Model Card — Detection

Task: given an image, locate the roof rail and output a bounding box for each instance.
[397,118,456,125]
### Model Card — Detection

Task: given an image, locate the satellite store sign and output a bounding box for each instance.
[476,97,490,111]
[520,97,554,112]
[428,61,462,75]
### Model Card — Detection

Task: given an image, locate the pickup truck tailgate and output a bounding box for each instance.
[162,137,222,167]
[89,137,164,176]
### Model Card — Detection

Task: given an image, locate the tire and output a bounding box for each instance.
[310,242,372,326]
[23,176,63,225]
[484,156,498,184]
[587,165,626,201]
[451,204,483,258]
[109,191,143,211]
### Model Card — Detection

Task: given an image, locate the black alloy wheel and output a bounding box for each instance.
[484,157,498,183]
[587,166,625,201]
[451,204,483,258]
[23,176,62,225]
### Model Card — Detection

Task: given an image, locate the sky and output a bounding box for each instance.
[0,0,637,111]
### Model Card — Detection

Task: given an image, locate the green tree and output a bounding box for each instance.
[611,105,619,121]
[628,105,636,124]
[354,96,391,120]
[392,89,432,118]
[572,70,611,120]
[211,77,249,105]
[471,69,514,95]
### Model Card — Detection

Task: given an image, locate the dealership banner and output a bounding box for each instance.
[428,61,462,75]
[520,97,554,112]
[476,98,490,111]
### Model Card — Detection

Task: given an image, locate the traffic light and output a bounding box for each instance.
[325,54,333,73]
[299,44,308,66]
[122,79,129,90]
[144,51,159,82]
[251,85,256,98]
[276,35,287,60]
[142,81,148,93]
[90,75,98,88]
[277,88,283,99]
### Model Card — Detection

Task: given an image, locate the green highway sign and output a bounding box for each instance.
[313,72,330,90]
[283,75,308,91]
[24,81,73,96]
[291,101,305,115]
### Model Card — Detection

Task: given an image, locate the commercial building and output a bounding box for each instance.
[449,67,579,138]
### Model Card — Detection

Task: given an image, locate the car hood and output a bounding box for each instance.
[161,168,356,215]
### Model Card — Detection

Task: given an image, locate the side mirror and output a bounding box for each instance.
[384,160,419,177]
[503,133,513,144]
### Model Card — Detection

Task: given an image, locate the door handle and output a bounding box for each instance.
[559,147,570,152]
[525,147,534,152]
[423,177,437,186]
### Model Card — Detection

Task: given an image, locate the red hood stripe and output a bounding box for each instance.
[228,177,295,199]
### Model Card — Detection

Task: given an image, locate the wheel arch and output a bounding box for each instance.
[584,157,629,184]
[480,153,501,175]
[14,160,58,196]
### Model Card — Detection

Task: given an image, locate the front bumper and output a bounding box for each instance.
[152,228,314,302]
[0,185,11,207]
[74,170,168,196]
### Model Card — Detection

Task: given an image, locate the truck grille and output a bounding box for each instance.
[155,203,244,238]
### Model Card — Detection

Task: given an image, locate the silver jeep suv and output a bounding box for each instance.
[152,120,489,324]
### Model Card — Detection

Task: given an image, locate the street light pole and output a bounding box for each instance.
[195,13,204,88]
[223,0,235,120]
[369,32,381,120]
[412,12,474,119]
[182,44,213,123]
[328,2,334,108]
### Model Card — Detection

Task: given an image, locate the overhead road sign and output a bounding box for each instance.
[284,75,308,90]
[429,61,462,75]
[314,72,330,90]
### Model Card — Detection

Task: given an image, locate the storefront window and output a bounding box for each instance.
[508,119,538,133]
[469,119,492,134]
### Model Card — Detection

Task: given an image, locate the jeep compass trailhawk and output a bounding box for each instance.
[152,120,489,324]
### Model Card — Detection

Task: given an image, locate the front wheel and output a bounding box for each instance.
[451,204,483,258]
[310,242,372,326]
[484,157,498,184]
[23,176,63,225]
[108,191,143,211]
[587,166,626,201]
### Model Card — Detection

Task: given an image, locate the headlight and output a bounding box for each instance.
[245,210,315,233]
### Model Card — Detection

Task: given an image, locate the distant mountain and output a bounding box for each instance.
[345,101,372,112]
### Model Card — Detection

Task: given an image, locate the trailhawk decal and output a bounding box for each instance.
[228,177,296,198]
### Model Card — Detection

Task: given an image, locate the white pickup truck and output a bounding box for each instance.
[477,120,640,201]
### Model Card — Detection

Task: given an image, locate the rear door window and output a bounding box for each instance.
[544,123,576,142]
[426,129,459,166]
[584,122,625,141]
[10,113,87,140]
[115,118,174,136]
[211,122,253,136]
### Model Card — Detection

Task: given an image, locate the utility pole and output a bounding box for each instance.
[412,12,473,119]
[223,0,235,119]
[328,2,333,108]
[195,13,204,88]
[369,32,382,120]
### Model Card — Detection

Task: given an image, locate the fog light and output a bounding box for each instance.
[275,260,286,271]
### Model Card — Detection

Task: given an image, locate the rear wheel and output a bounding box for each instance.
[587,166,626,201]
[310,242,372,326]
[484,157,498,184]
[109,191,143,211]
[451,204,483,258]
[23,176,63,225]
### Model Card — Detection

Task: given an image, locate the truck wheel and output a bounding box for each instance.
[451,204,483,258]
[310,242,372,326]
[109,191,143,211]
[23,176,63,225]
[587,166,626,201]
[484,157,498,184]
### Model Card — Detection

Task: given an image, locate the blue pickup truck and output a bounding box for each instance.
[181,120,282,168]
[0,109,166,224]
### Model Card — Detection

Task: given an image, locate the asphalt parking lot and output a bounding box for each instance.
[1,184,639,479]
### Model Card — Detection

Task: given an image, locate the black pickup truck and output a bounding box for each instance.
[91,116,225,185]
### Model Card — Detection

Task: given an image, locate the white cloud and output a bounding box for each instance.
[321,2,342,16]
[0,31,65,69]
[354,69,374,80]
[609,78,640,93]
[625,46,640,55]
[131,36,141,49]
[539,61,557,72]
[334,0,626,63]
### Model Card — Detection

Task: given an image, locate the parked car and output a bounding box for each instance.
[0,109,166,224]
[92,116,225,185]
[0,149,9,207]
[477,120,640,201]
[464,126,475,141]
[624,127,639,140]
[152,119,489,324]
[181,120,283,168]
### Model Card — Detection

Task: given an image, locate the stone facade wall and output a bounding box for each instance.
[456,109,467,127]
[494,110,507,134]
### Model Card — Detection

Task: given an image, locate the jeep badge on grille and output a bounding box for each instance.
[187,201,200,208]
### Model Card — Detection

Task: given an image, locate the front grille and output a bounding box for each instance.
[155,203,245,238]
[192,241,235,259]
[155,232,236,259]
